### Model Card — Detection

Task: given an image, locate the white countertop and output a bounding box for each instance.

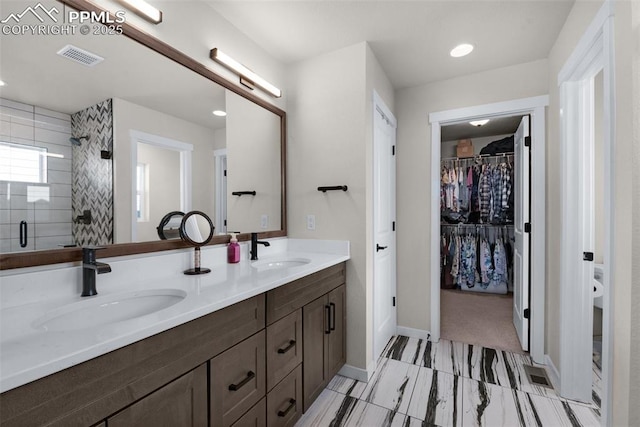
[0,238,349,393]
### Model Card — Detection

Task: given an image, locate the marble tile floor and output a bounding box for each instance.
[295,336,600,427]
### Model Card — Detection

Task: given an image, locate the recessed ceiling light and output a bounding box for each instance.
[450,43,474,58]
[470,119,490,127]
[0,80,5,86]
[212,110,227,117]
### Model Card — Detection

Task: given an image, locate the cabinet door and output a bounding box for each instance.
[327,285,346,378]
[266,309,303,391]
[108,364,207,427]
[302,295,329,411]
[211,331,266,427]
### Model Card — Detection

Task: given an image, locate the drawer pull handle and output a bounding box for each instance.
[325,305,331,334]
[277,340,296,354]
[330,302,336,331]
[228,370,255,391]
[277,398,296,417]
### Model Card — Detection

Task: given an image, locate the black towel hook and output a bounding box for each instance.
[317,185,348,192]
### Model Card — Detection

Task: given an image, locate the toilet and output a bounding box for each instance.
[593,263,605,309]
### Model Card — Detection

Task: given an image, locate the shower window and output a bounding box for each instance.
[0,141,48,183]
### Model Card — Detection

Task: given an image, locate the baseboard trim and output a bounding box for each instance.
[544,354,561,391]
[338,362,375,383]
[396,326,432,341]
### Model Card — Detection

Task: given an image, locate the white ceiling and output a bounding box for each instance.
[205,0,575,89]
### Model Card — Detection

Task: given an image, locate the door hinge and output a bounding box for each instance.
[392,297,396,307]
[524,308,530,319]
[583,252,594,261]
[524,223,531,233]
[525,136,531,147]
[392,221,396,231]
[392,145,396,156]
[224,170,227,177]
[224,219,227,226]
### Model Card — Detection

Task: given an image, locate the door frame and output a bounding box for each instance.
[214,148,227,234]
[428,95,548,364]
[372,90,397,362]
[557,1,614,422]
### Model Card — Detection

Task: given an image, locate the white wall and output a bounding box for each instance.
[226,91,281,233]
[631,2,640,424]
[394,59,548,333]
[112,98,221,242]
[287,42,394,373]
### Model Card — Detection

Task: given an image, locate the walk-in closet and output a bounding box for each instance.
[439,115,530,353]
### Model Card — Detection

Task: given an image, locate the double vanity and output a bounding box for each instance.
[0,238,350,426]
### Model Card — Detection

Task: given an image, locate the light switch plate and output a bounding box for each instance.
[306,214,315,231]
[260,214,268,229]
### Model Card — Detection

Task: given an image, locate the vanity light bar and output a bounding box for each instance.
[210,48,282,98]
[117,0,162,24]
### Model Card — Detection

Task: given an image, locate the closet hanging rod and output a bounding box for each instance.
[440,223,514,227]
[440,152,514,162]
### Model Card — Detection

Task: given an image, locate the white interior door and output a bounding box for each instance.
[513,116,531,351]
[373,95,397,360]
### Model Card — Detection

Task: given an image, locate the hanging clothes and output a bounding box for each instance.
[440,225,512,295]
[440,156,513,225]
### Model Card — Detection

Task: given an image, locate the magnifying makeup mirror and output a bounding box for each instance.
[157,211,185,240]
[179,211,215,275]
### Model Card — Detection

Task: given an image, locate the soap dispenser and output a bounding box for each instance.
[227,233,240,263]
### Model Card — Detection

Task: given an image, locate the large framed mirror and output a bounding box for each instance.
[0,0,286,269]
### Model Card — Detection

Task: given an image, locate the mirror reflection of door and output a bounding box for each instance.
[136,143,182,242]
[130,131,193,242]
[214,149,228,234]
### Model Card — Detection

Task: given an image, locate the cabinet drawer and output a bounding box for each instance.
[230,398,266,427]
[108,364,207,427]
[266,263,345,325]
[211,331,266,427]
[267,365,303,427]
[266,309,303,391]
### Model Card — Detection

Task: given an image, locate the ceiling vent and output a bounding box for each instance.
[56,45,104,67]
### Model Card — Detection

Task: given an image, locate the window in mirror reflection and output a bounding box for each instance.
[0,142,48,183]
[136,162,149,222]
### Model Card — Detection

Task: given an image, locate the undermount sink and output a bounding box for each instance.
[32,289,187,332]
[251,257,311,271]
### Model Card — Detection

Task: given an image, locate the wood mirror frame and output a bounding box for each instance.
[0,0,286,270]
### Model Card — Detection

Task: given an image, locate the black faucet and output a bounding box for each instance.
[82,246,112,297]
[250,232,270,261]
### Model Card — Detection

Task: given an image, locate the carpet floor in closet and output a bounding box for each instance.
[440,289,524,354]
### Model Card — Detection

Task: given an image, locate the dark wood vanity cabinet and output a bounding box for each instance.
[265,263,347,413]
[0,263,347,427]
[302,284,346,411]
